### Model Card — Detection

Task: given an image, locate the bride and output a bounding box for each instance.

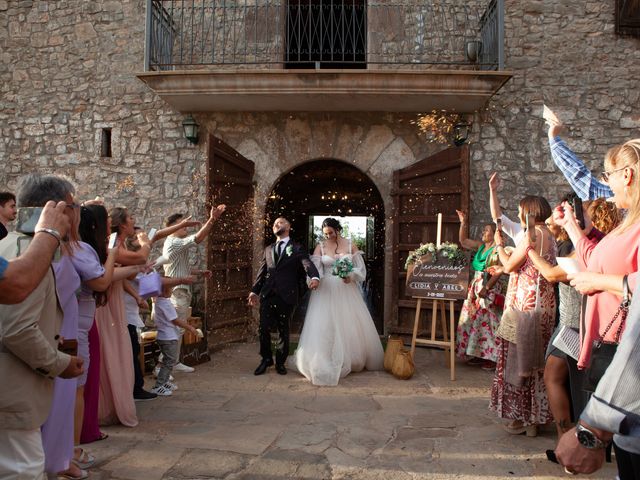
[290,218,384,386]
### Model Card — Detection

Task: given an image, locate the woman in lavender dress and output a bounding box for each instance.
[41,198,84,479]
[43,204,148,479]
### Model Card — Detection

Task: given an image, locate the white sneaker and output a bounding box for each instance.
[164,381,178,391]
[150,384,172,396]
[174,362,194,373]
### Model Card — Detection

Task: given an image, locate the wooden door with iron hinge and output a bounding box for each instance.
[390,145,470,335]
[206,136,255,350]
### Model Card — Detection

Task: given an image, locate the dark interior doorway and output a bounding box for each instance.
[264,159,385,333]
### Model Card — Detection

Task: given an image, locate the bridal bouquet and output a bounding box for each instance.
[332,257,354,279]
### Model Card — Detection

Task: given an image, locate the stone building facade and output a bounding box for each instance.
[1,1,639,341]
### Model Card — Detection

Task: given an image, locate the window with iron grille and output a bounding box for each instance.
[616,0,640,36]
[286,0,367,69]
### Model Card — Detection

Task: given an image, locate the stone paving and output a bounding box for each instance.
[85,342,617,479]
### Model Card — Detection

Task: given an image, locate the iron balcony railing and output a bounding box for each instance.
[144,0,504,71]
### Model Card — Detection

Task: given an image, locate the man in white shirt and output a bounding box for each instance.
[161,204,226,372]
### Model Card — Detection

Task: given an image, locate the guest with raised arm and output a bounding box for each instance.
[454,210,505,369]
[161,204,226,373]
[554,140,640,374]
[545,107,613,200]
[0,174,84,480]
[95,207,152,427]
[490,195,556,438]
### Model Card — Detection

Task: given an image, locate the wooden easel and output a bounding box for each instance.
[410,297,456,381]
[408,212,457,381]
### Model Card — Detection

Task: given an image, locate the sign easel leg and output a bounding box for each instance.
[410,297,422,357]
[449,299,456,381]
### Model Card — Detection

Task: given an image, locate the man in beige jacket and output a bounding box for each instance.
[0,174,84,479]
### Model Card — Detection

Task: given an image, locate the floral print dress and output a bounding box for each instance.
[456,245,506,362]
[489,232,557,426]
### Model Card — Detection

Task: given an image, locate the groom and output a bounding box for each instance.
[248,217,320,375]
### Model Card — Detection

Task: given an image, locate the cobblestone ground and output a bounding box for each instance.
[84,342,617,479]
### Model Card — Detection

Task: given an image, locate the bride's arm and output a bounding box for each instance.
[350,245,366,284]
[311,244,324,278]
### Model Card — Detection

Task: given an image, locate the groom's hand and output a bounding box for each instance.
[309,279,320,290]
[247,292,259,307]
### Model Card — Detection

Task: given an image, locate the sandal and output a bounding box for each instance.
[96,432,108,441]
[57,468,88,480]
[72,447,95,469]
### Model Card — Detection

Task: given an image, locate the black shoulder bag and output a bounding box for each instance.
[583,275,630,393]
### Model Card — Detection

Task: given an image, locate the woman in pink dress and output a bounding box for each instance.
[97,207,152,426]
[73,206,146,450]
[556,140,640,370]
[554,139,640,477]
[489,195,556,437]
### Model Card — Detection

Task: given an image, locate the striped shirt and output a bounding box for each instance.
[162,234,197,291]
[581,281,640,454]
[549,137,613,201]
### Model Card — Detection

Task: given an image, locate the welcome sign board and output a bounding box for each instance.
[405,255,470,300]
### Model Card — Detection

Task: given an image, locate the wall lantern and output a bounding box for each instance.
[453,122,471,146]
[182,114,199,145]
[465,40,483,63]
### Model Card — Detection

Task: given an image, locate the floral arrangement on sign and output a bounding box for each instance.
[404,242,466,270]
[332,257,354,279]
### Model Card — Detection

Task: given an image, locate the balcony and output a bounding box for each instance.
[137,0,511,113]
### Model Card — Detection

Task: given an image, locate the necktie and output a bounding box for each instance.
[276,241,284,261]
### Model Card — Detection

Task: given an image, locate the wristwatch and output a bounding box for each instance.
[576,424,609,449]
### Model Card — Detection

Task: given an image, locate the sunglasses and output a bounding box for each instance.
[600,163,636,183]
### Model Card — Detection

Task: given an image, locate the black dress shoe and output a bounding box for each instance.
[275,364,287,375]
[133,389,158,401]
[254,358,274,375]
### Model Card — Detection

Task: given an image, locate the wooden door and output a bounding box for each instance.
[206,136,255,349]
[391,145,469,334]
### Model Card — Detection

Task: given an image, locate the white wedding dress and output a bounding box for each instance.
[290,241,384,386]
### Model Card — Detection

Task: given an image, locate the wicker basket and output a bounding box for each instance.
[384,337,404,372]
[391,349,415,380]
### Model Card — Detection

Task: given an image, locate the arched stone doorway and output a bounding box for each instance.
[264,159,385,333]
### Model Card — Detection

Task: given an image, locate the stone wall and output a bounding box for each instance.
[1,0,207,230]
[1,0,640,326]
[469,0,640,230]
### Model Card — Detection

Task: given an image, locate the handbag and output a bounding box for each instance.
[496,230,543,345]
[138,272,163,299]
[583,275,630,393]
[496,308,520,343]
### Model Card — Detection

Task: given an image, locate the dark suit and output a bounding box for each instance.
[251,239,319,365]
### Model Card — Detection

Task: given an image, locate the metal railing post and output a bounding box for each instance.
[144,0,153,71]
[497,0,504,70]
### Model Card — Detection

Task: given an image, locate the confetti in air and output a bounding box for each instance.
[115,175,135,193]
[412,110,461,144]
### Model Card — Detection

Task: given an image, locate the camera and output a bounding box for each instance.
[566,193,585,229]
[16,207,43,234]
